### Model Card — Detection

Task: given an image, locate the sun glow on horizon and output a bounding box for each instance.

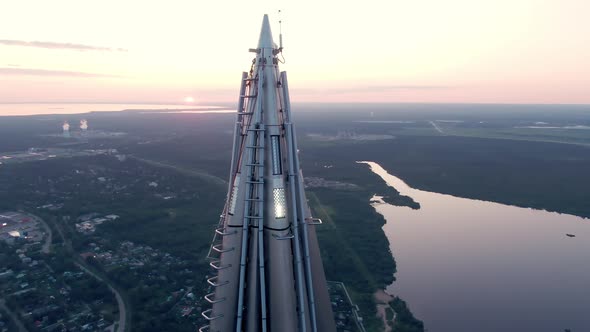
[0,0,589,104]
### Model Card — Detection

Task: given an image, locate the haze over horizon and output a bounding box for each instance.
[1,0,589,106]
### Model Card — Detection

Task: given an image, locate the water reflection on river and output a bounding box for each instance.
[360,161,590,332]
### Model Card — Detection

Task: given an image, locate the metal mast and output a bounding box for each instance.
[201,14,336,332]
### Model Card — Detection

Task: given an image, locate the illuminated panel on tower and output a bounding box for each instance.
[273,187,286,219]
[271,135,282,175]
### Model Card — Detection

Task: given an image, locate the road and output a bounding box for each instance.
[51,218,129,332]
[0,299,29,332]
[429,121,444,134]
[374,290,396,332]
[36,217,52,254]
[128,155,227,187]
[75,263,127,332]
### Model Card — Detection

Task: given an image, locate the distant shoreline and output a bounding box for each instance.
[0,103,229,117]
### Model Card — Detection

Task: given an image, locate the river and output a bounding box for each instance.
[360,161,590,332]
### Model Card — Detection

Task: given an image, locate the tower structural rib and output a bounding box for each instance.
[201,14,336,332]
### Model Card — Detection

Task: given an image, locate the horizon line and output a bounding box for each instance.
[1,101,589,107]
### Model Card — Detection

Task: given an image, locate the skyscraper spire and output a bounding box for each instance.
[200,15,336,332]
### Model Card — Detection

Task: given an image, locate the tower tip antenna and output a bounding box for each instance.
[278,9,283,50]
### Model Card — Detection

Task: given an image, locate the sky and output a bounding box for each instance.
[1,0,589,105]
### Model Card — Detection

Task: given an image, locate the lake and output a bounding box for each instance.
[0,103,231,116]
[360,161,590,332]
